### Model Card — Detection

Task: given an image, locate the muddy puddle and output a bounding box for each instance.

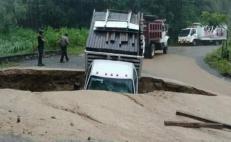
[0,69,216,96]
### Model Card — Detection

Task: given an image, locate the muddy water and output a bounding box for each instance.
[0,69,216,96]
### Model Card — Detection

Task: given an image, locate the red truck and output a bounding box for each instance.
[143,17,169,58]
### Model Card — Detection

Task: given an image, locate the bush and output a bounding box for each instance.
[0,28,36,56]
[44,27,88,52]
[205,47,231,76]
[0,27,88,57]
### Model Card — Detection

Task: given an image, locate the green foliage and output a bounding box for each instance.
[0,0,27,32]
[205,47,231,76]
[44,27,88,53]
[0,0,231,44]
[0,27,88,57]
[201,11,228,25]
[0,28,36,56]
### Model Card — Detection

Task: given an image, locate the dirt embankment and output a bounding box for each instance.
[0,89,231,142]
[0,68,86,91]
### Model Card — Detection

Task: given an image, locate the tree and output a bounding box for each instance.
[0,0,27,32]
[201,11,228,25]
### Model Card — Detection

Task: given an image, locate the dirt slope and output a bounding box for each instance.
[0,89,231,142]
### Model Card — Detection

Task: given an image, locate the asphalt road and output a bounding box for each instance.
[17,45,231,95]
[143,45,231,95]
[19,45,220,72]
[18,53,86,69]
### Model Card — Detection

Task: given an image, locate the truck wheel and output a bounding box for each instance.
[144,43,155,59]
[192,40,197,46]
[163,46,168,54]
[151,44,155,58]
[215,41,221,45]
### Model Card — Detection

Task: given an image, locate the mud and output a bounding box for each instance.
[139,77,216,96]
[0,68,216,95]
[0,69,85,92]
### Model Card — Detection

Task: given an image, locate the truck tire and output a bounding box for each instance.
[151,43,155,58]
[163,46,168,54]
[215,40,221,45]
[192,40,197,46]
[144,43,155,59]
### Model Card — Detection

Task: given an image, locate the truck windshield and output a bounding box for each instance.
[87,76,134,94]
[179,29,190,37]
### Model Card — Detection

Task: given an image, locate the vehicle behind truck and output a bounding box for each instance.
[84,9,144,94]
[143,16,169,58]
[178,23,227,46]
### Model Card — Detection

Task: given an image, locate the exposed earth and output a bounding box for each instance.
[0,90,231,142]
[0,45,231,142]
[18,45,231,95]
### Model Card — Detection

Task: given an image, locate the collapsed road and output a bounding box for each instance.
[17,45,231,95]
[0,45,231,141]
[0,68,216,96]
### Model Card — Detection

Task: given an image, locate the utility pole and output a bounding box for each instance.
[227,29,230,60]
[222,26,229,59]
[225,28,229,60]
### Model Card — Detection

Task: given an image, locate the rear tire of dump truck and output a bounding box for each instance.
[163,46,168,54]
[145,43,155,59]
[151,44,156,58]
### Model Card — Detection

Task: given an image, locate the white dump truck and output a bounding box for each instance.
[178,23,227,46]
[85,60,138,93]
[84,10,145,94]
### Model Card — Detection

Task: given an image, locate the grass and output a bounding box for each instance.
[205,46,231,77]
[44,27,88,55]
[0,27,88,57]
[0,28,36,56]
[68,46,85,55]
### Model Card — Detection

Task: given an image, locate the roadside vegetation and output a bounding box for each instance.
[44,27,88,55]
[0,27,88,57]
[202,11,231,77]
[205,45,231,77]
[0,28,36,56]
[0,0,231,60]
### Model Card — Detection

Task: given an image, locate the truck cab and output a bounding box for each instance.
[178,28,198,45]
[85,60,138,94]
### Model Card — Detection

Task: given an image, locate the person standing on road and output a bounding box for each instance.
[59,33,70,63]
[37,30,45,66]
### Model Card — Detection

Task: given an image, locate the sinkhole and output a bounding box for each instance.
[0,69,216,96]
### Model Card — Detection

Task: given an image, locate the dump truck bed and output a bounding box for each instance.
[86,11,143,56]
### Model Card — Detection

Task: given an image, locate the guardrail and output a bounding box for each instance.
[0,50,60,64]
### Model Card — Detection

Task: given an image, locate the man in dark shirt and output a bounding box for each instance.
[37,30,45,66]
